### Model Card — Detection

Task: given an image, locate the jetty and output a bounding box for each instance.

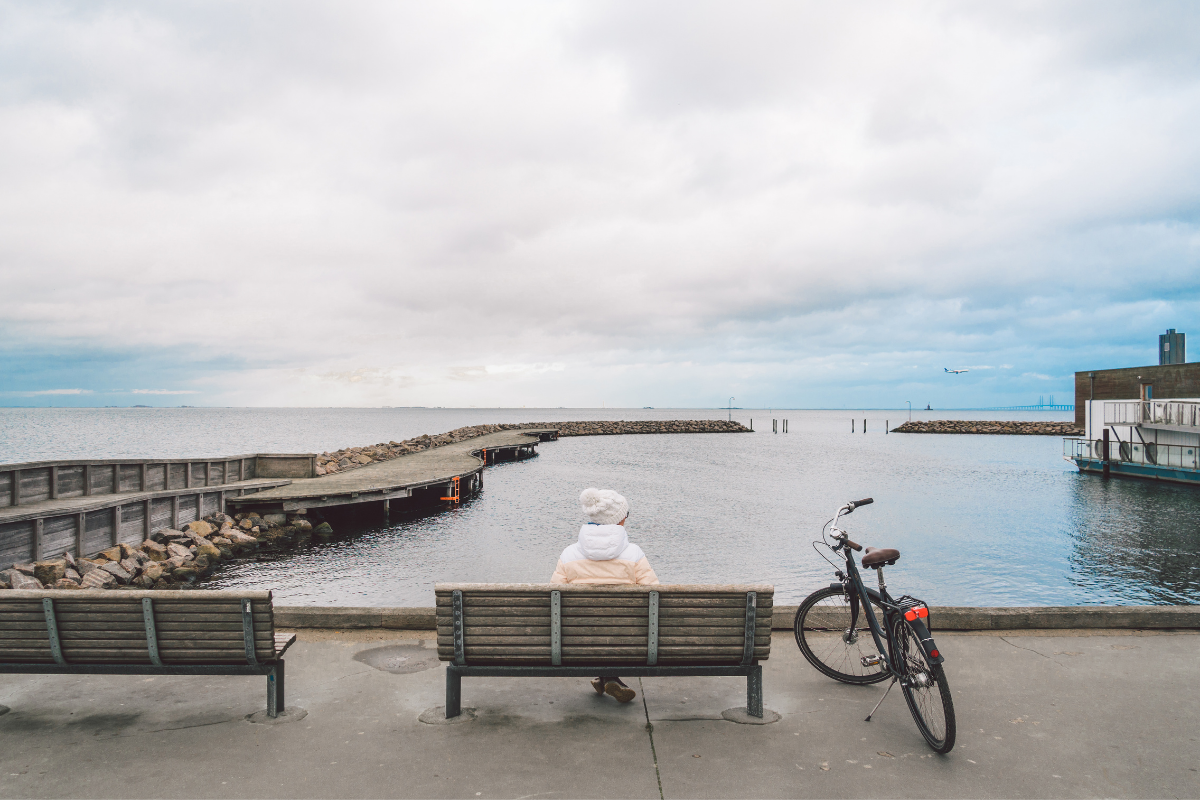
[225,428,555,516]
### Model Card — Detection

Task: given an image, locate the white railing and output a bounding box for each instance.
[1064,437,1200,470]
[1103,400,1200,429]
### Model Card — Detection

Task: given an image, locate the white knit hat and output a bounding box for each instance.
[579,488,629,525]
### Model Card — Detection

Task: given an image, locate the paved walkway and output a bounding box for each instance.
[1,629,1196,798]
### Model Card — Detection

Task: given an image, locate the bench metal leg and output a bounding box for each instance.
[446,667,462,718]
[267,661,284,718]
[746,665,763,718]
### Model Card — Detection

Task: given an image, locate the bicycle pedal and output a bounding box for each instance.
[860,654,882,667]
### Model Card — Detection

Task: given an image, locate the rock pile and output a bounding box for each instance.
[891,420,1083,435]
[0,511,329,592]
[315,419,749,476]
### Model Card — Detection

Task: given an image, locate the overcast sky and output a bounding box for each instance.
[1,1,1197,409]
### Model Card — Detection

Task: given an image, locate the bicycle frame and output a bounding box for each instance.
[826,505,944,675]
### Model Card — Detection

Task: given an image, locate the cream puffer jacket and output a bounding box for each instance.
[550,523,660,585]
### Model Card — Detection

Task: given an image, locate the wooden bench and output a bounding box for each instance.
[435,583,772,719]
[0,589,295,717]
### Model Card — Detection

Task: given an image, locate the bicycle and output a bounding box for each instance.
[793,497,956,753]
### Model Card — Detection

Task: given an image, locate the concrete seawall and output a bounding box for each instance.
[275,604,1200,631]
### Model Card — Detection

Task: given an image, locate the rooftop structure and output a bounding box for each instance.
[1160,328,1186,365]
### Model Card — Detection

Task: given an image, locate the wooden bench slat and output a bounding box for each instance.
[50,603,272,614]
[0,620,274,634]
[451,645,770,656]
[442,635,772,647]
[54,612,273,624]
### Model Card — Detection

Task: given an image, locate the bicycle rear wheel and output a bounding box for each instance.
[890,616,956,753]
[794,586,889,684]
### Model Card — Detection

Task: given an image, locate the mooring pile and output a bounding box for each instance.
[0,511,331,591]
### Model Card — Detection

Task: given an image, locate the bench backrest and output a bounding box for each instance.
[435,583,772,667]
[0,589,278,666]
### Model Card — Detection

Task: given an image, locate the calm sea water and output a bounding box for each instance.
[2,407,1198,607]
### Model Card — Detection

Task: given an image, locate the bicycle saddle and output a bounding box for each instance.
[861,547,900,568]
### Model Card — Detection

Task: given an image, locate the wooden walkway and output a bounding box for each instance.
[225,429,558,514]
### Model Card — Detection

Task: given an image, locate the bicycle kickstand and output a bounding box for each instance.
[865,678,897,722]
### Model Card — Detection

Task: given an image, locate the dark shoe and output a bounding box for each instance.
[591,678,605,694]
[605,681,636,703]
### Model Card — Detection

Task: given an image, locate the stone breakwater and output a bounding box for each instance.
[314,419,749,476]
[0,510,321,591]
[892,420,1083,435]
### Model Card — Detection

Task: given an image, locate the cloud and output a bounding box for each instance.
[11,388,92,396]
[130,389,199,395]
[0,2,1197,408]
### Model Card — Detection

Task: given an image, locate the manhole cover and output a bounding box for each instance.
[353,643,439,674]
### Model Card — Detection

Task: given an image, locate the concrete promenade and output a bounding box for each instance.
[1,629,1196,799]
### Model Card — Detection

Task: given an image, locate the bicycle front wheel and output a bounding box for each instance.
[890,616,956,753]
[794,586,890,684]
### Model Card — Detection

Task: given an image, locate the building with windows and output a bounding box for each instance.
[1065,359,1200,484]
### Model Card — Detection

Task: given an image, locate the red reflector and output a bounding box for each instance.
[904,610,917,621]
[917,607,929,618]
[930,649,939,658]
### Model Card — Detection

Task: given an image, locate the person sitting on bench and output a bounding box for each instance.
[550,487,660,703]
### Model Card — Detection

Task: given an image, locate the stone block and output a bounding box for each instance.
[263,513,287,527]
[172,565,200,582]
[226,531,258,550]
[140,541,168,561]
[167,542,192,559]
[52,578,82,590]
[77,559,104,576]
[81,569,116,589]
[33,560,66,586]
[119,558,141,576]
[195,542,221,561]
[185,520,214,538]
[100,561,132,583]
[9,571,41,590]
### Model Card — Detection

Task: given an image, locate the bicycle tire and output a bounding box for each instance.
[794,586,890,684]
[890,615,956,753]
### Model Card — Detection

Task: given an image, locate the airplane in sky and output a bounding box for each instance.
[945,367,969,374]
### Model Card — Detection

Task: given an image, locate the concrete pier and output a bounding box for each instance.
[225,429,556,516]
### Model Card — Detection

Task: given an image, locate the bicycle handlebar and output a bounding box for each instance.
[848,498,873,510]
[843,538,863,551]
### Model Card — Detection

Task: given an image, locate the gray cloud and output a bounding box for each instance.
[0,1,1197,408]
